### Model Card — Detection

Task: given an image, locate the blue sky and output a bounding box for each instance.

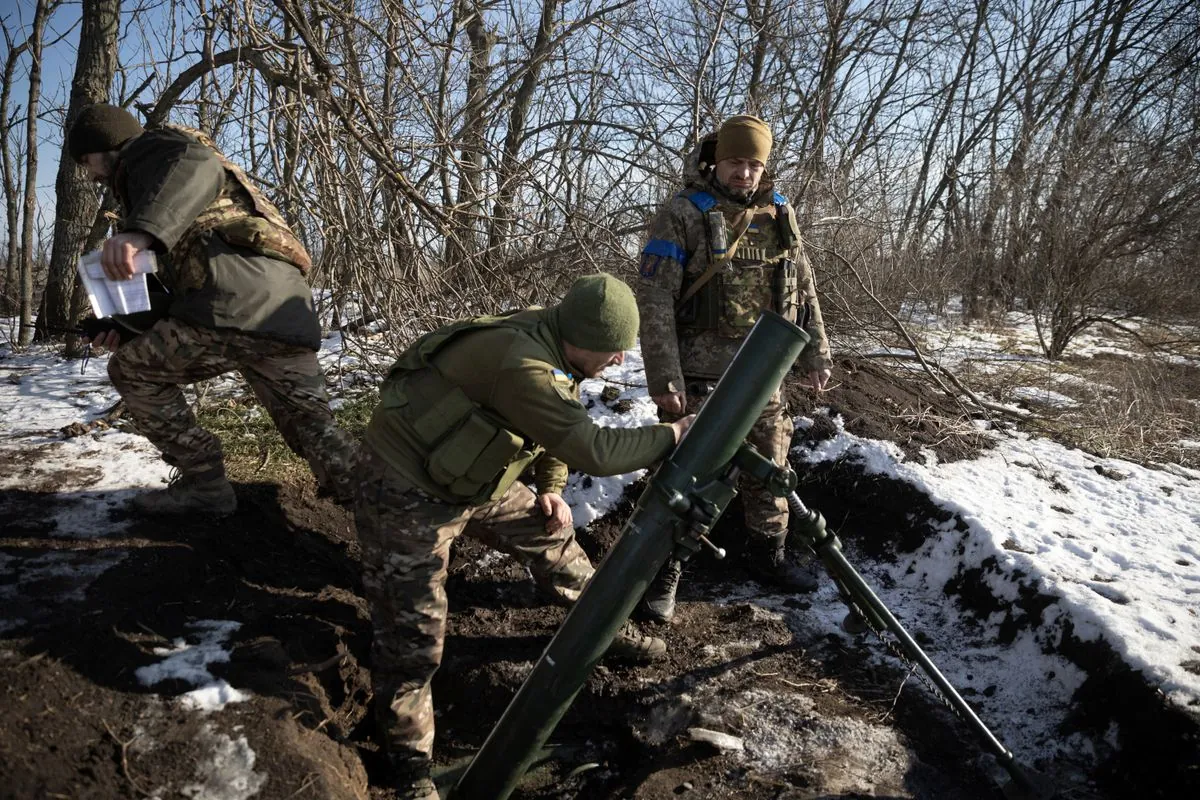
[7,2,85,171]
[4,0,136,227]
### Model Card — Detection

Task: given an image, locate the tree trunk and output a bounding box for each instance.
[446,0,494,268]
[19,0,52,346]
[38,0,120,347]
[1,30,30,317]
[488,0,559,258]
[744,0,775,116]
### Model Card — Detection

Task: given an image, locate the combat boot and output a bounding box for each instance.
[132,469,237,516]
[605,621,667,662]
[640,558,683,624]
[743,530,819,593]
[390,757,439,800]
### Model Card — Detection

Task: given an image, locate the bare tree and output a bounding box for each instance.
[1,19,31,318]
[17,0,58,345]
[38,0,121,347]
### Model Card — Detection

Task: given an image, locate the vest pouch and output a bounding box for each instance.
[718,265,773,337]
[678,272,722,332]
[213,216,313,273]
[401,370,475,442]
[427,411,524,499]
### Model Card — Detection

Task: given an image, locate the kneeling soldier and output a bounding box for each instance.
[355,274,693,799]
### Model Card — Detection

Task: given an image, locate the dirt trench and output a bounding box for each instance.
[2,361,1197,799]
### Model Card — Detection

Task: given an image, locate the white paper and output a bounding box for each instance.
[77,250,157,317]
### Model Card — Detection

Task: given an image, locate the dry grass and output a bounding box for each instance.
[961,349,1200,469]
[193,388,376,484]
[1046,354,1200,469]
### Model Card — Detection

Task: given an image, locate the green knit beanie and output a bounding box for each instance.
[558,273,639,352]
[68,104,144,162]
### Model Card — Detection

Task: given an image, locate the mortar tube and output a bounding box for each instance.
[453,311,810,799]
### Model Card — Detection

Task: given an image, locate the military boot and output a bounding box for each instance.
[640,558,683,624]
[605,621,667,662]
[390,757,440,800]
[743,530,819,592]
[132,469,237,516]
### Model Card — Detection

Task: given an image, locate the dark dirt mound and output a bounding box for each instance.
[3,365,1197,799]
[1,481,371,800]
[788,357,991,464]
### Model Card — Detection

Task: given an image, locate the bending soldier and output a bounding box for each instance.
[68,104,358,513]
[636,115,834,623]
[355,274,692,799]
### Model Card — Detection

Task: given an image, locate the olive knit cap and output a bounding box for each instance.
[68,104,144,162]
[558,273,639,352]
[714,115,773,164]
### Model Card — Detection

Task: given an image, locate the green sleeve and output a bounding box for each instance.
[119,132,224,250]
[532,454,569,495]
[490,361,676,476]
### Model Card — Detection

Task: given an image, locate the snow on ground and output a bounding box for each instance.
[562,346,661,528]
[4,302,1199,781]
[780,413,1200,762]
[169,724,268,800]
[136,620,249,712]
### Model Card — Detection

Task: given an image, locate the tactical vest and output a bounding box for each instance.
[118,125,313,293]
[379,311,551,505]
[676,188,803,337]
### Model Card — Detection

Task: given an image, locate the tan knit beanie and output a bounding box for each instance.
[714,115,773,164]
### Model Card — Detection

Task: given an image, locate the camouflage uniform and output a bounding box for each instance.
[357,304,676,771]
[637,135,832,536]
[664,385,791,532]
[355,448,593,764]
[104,126,357,502]
[108,318,357,501]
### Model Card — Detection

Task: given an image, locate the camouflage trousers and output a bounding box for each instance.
[107,318,359,502]
[667,381,792,535]
[354,445,593,763]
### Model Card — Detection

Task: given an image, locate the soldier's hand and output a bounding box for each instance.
[670,414,696,445]
[652,391,687,416]
[537,492,574,534]
[84,329,122,354]
[803,369,832,392]
[100,231,154,281]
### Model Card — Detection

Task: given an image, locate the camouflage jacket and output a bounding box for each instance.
[113,128,320,349]
[635,141,832,395]
[366,307,677,505]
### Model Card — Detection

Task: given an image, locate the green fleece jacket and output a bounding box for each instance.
[366,308,677,504]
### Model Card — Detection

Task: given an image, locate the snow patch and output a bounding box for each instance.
[136,620,249,711]
[174,724,267,800]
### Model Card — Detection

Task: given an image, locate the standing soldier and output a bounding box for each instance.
[356,274,692,799]
[636,115,833,623]
[68,104,358,513]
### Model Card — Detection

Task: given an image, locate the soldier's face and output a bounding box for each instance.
[715,158,765,199]
[567,346,625,379]
[79,151,117,184]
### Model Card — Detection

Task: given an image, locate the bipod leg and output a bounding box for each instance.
[787,491,1057,799]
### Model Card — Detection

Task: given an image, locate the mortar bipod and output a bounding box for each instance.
[734,444,1056,799]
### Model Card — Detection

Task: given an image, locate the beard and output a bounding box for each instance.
[712,176,753,204]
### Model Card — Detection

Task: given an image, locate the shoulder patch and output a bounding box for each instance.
[548,369,582,407]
